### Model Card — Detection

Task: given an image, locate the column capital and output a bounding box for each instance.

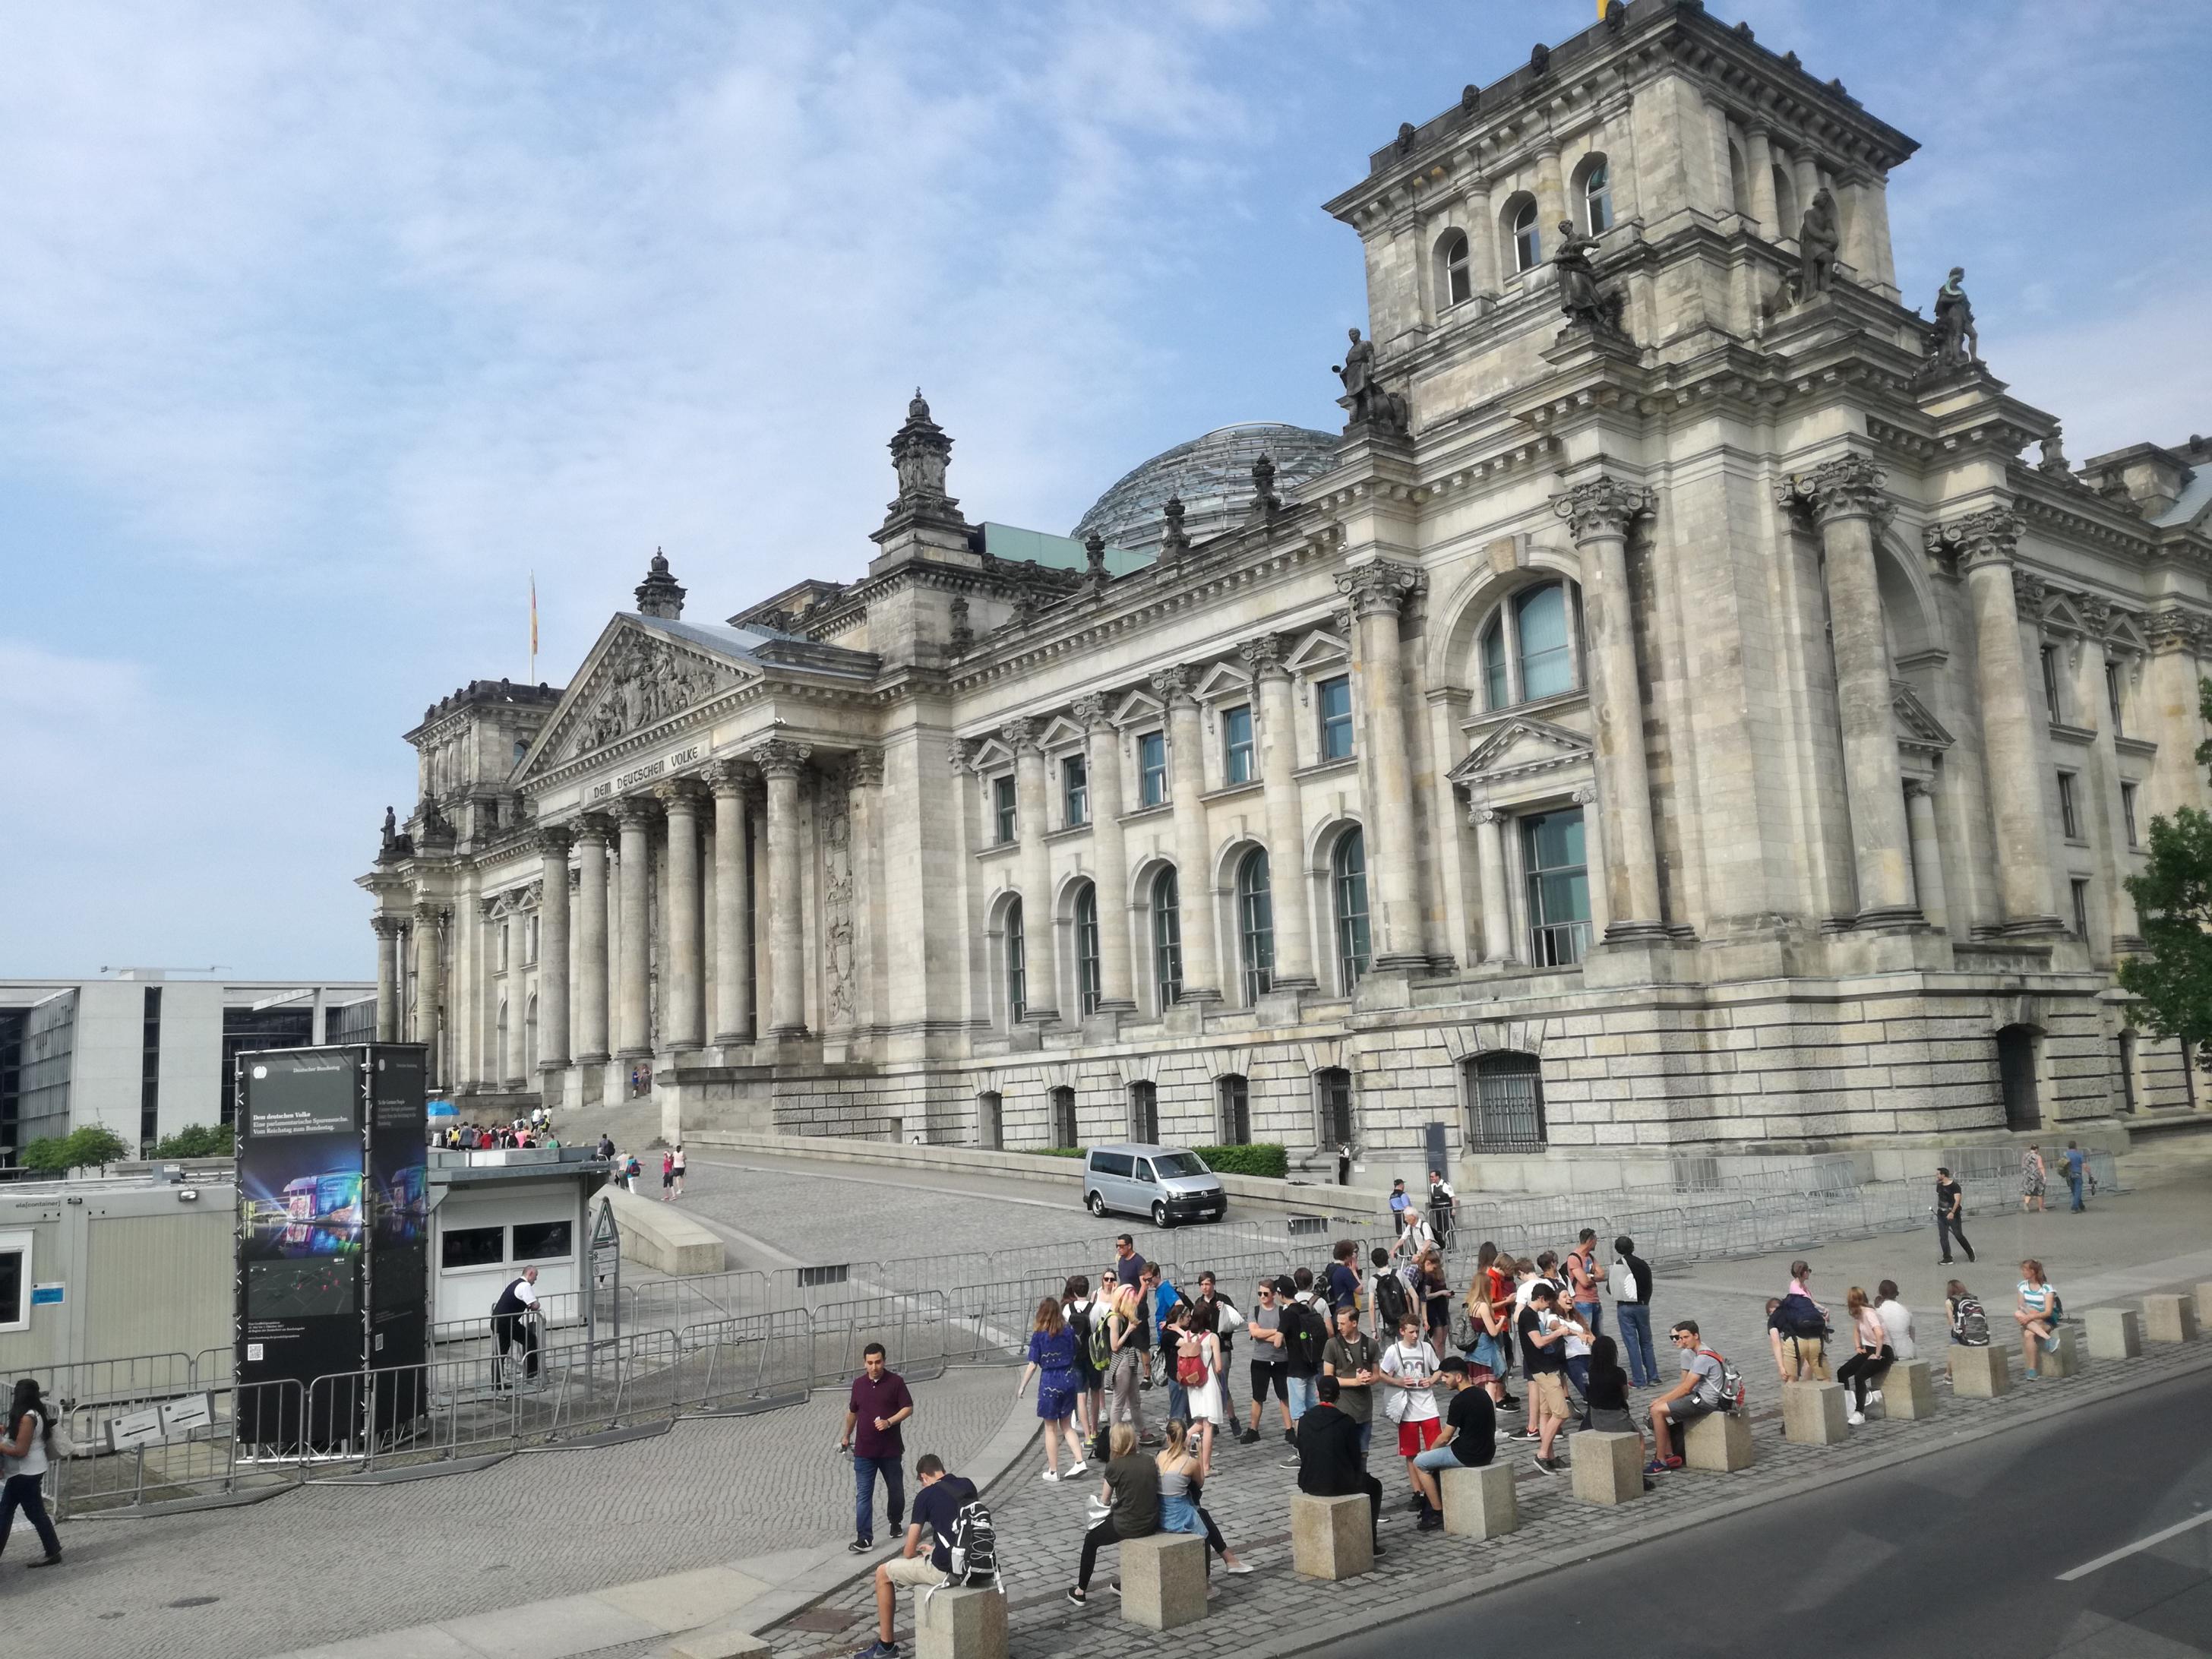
[1070,692,1115,732]
[570,811,614,845]
[1335,560,1424,619]
[701,758,752,796]
[371,914,406,940]
[1929,505,2023,569]
[1470,804,1509,826]
[849,748,886,787]
[411,900,447,928]
[1237,634,1292,680]
[750,738,812,779]
[532,825,574,856]
[2011,567,2049,618]
[1150,665,1196,706]
[2144,605,2208,656]
[947,737,984,775]
[610,795,659,828]
[1572,784,1599,806]
[999,716,1043,754]
[2076,594,2113,638]
[1776,454,1888,524]
[1902,775,1936,801]
[1551,476,1654,541]
[653,778,704,814]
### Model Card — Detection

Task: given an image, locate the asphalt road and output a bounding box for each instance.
[1313,1366,2212,1659]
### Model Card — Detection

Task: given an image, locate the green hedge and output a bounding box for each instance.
[1196,1143,1288,1179]
[1036,1147,1085,1159]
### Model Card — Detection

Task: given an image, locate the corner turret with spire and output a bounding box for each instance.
[634,547,686,621]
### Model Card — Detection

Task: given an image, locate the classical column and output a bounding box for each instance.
[372,915,402,1042]
[1551,482,1667,939]
[411,902,444,1086]
[1779,457,1918,924]
[1155,668,1222,1003]
[704,762,754,1043]
[1904,779,1949,931]
[612,796,656,1056]
[1465,184,1498,296]
[572,816,611,1063]
[1743,122,1780,233]
[536,827,573,1071]
[1073,694,1136,1012]
[1793,152,1821,224]
[1338,561,1430,969]
[2072,600,2139,944]
[1939,509,2061,929]
[1003,719,1061,1022]
[755,739,813,1039]
[1243,636,1316,988]
[655,780,706,1051]
[1534,139,1567,235]
[1472,807,1515,965]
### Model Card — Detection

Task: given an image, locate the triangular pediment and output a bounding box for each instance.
[1193,662,1254,703]
[970,737,1015,773]
[1285,628,1350,673]
[1447,715,1593,785]
[2108,611,2147,656]
[1111,689,1165,728]
[523,617,754,777]
[1039,715,1087,753]
[1891,681,1954,752]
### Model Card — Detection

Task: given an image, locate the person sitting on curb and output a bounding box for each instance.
[2015,1259,2063,1379]
[850,1455,979,1659]
[1295,1376,1386,1556]
[1646,1319,1722,1472]
[1408,1354,1495,1529]
[1066,1424,1158,1607]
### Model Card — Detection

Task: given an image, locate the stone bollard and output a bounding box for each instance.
[1291,1493,1374,1581]
[1882,1359,1937,1420]
[1117,1534,1206,1630]
[2033,1326,2081,1379]
[1781,1380,1849,1444]
[1439,1463,1518,1540]
[2087,1307,2142,1360]
[918,1587,1007,1659]
[2142,1293,2201,1345]
[1683,1411,1755,1471]
[2198,1282,2212,1328]
[1948,1344,2011,1398]
[1570,1430,1645,1504]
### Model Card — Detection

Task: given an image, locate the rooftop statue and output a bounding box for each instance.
[1931,266,1978,371]
[1334,327,1409,437]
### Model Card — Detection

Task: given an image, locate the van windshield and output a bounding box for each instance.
[1151,1152,1210,1178]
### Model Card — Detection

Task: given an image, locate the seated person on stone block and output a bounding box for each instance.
[1646,1319,1723,1473]
[1066,1424,1158,1607]
[1407,1355,1496,1529]
[852,1454,980,1659]
[1295,1375,1386,1553]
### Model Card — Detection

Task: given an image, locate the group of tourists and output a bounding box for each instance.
[2018,1142,2097,1215]
[435,1108,557,1151]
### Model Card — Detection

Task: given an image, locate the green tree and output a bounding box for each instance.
[17,1124,131,1174]
[2118,679,2212,1055]
[18,1136,71,1175]
[154,1123,235,1159]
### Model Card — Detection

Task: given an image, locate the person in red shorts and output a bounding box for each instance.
[1379,1315,1446,1529]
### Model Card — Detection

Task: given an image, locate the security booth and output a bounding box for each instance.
[428,1144,613,1332]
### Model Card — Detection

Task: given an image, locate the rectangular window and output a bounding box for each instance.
[2122,782,2140,848]
[499,924,510,972]
[2058,771,2082,840]
[2106,661,2125,736]
[2071,877,2091,940]
[1130,1082,1159,1144]
[512,1220,574,1262]
[1218,1076,1250,1146]
[1523,807,1592,968]
[1138,731,1168,806]
[1318,675,1354,761]
[0,1233,28,1332]
[441,1226,506,1270]
[1466,1054,1547,1151]
[1062,755,1089,826]
[2040,646,2062,723]
[993,773,1017,844]
[1222,704,1255,785]
[140,985,162,1155]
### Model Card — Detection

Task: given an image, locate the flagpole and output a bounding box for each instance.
[529,570,539,683]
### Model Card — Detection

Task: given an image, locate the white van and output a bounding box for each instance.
[1082,1143,1226,1228]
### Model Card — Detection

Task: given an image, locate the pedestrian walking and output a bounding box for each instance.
[1294,1377,1385,1555]
[0,1378,64,1569]
[850,1454,987,1659]
[1934,1166,1975,1264]
[1180,1303,1228,1464]
[2015,1259,2064,1379]
[841,1343,915,1553]
[2020,1146,2048,1212]
[1610,1234,1657,1387]
[1064,1424,1158,1607]
[1460,1275,1511,1408]
[1836,1287,1895,1424]
[1324,1239,1362,1316]
[1193,1272,1242,1423]
[1241,1277,1292,1446]
[1279,1269,1328,1443]
[2064,1142,2089,1212]
[1063,1275,1104,1444]
[1016,1297,1085,1480]
[1415,1248,1452,1355]
[1874,1280,1917,1360]
[491,1266,542,1389]
[1408,1355,1494,1528]
[671,1145,685,1197]
[1322,1303,1382,1464]
[1160,1300,1193,1425]
[661,1149,675,1199]
[1368,1245,1413,1342]
[1379,1315,1443,1520]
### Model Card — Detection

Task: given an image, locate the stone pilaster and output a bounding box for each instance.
[1903,778,1948,932]
[1003,719,1060,1023]
[536,828,573,1070]
[371,915,403,1043]
[754,738,813,1039]
[654,780,706,1051]
[1242,636,1316,989]
[1338,561,1429,971]
[611,795,657,1056]
[1073,694,1136,1013]
[1155,667,1221,1003]
[411,902,444,1085]
[2070,599,2137,949]
[1551,479,1668,940]
[703,762,754,1044]
[571,815,612,1063]
[1471,806,1515,965]
[1778,457,1919,926]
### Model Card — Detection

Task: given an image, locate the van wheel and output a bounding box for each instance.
[1152,1201,1171,1229]
[1087,1191,1107,1217]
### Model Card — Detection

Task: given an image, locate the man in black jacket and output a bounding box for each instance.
[1611,1234,1658,1388]
[1294,1376,1386,1554]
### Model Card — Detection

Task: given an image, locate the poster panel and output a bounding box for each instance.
[366,1047,429,1431]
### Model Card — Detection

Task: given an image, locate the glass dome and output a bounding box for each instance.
[1071,422,1341,557]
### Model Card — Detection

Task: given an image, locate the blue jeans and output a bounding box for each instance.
[852,1454,904,1546]
[1167,1379,1189,1424]
[1575,1301,1602,1339]
[2068,1173,2084,1212]
[1355,1420,1372,1462]
[1617,1304,1658,1389]
[1286,1374,1316,1422]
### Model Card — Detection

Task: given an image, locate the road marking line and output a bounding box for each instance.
[2058,1509,2212,1581]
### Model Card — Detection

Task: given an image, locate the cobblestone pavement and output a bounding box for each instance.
[768,1258,2212,1659]
[8,1364,1016,1659]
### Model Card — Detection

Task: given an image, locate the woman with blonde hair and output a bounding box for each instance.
[2015,1259,2062,1378]
[1154,1417,1250,1578]
[1017,1296,1085,1480]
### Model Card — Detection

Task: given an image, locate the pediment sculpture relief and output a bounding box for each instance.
[564,634,737,760]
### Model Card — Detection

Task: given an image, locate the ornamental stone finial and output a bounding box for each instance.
[750,737,813,778]
[1159,495,1190,562]
[1776,455,1887,523]
[1552,476,1654,540]
[634,548,686,621]
[1930,506,2024,569]
[1335,560,1423,618]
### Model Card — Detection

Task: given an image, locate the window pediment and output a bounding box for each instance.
[1038,714,1087,752]
[1193,662,1254,703]
[1448,716,1593,790]
[969,737,1016,773]
[1112,689,1166,728]
[1891,682,1954,755]
[1285,629,1351,674]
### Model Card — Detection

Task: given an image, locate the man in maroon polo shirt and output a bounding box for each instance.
[840,1343,915,1552]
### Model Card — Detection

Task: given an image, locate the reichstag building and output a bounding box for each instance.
[362,0,2212,1188]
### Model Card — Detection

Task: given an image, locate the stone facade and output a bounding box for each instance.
[361,2,2212,1187]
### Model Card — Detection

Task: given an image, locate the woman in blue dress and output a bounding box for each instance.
[1017,1297,1086,1480]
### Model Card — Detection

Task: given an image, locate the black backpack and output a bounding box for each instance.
[1281,1300,1327,1370]
[946,1494,997,1587]
[1373,1271,1411,1332]
[1775,1293,1828,1340]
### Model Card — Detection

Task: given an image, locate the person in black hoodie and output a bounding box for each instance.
[1294,1376,1386,1555]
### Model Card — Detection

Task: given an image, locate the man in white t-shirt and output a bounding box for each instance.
[1874,1280,1917,1360]
[1379,1316,1444,1528]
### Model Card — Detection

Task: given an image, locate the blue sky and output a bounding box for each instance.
[4,0,2207,979]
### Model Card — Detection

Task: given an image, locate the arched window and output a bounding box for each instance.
[1477,580,1585,709]
[1465,1051,1547,1150]
[1579,155,1613,235]
[1436,228,1472,308]
[1316,1067,1355,1149]
[1073,881,1102,1016]
[1050,1085,1079,1149]
[1005,899,1028,1024]
[1129,1080,1159,1144]
[1332,830,1372,991]
[977,1090,1003,1151]
[1152,867,1183,1011]
[1236,848,1275,1002]
[1507,194,1541,273]
[1218,1074,1251,1145]
[1772,164,1800,238]
[1997,1025,2042,1132]
[1480,616,1509,709]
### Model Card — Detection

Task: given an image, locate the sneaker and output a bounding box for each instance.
[2043,1333,2061,1354]
[1866,1389,1884,1406]
[1644,1458,1668,1474]
[1506,1429,1540,1443]
[1224,1558,1255,1575]
[1642,1477,1657,1492]
[1278,1454,1303,1469]
[1846,1409,1865,1426]
[1065,1459,1088,1476]
[1664,1456,1683,1471]
[1140,1379,1154,1391]
[1283,1429,1297,1447]
[2024,1370,2040,1381]
[851,1643,899,1659]
[1372,1541,1389,1558]
[848,1539,874,1554]
[1417,1509,1443,1531]
[1064,1588,1088,1607]
[1497,1395,1521,1408]
[1239,1429,1260,1446]
[1108,1580,1121,1597]
[1405,1494,1425,1512]
[1534,1457,1560,1475]
[1041,1470,1061,1483]
[1138,1433,1162,1448]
